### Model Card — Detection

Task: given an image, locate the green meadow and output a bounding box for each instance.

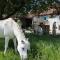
[0,34,60,60]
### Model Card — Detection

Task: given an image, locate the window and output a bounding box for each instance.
[44,17,46,20]
[43,16,48,20]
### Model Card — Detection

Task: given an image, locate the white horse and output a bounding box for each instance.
[0,18,30,60]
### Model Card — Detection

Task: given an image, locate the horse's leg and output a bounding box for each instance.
[13,38,17,52]
[4,37,9,54]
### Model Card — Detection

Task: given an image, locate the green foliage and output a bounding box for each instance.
[0,0,59,19]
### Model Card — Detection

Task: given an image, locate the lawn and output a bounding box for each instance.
[0,34,60,60]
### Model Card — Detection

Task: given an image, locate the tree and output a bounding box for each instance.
[0,0,60,20]
[0,0,30,19]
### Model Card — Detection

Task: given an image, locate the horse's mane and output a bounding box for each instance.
[11,18,26,41]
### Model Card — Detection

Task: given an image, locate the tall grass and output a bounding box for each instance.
[0,34,60,60]
[26,34,60,60]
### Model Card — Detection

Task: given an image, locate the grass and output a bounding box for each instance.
[27,34,60,60]
[0,34,60,60]
[0,38,20,60]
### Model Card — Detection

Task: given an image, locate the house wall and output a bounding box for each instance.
[48,15,60,35]
[32,15,60,35]
[32,16,49,25]
[32,16,50,34]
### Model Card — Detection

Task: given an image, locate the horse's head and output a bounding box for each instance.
[17,38,30,60]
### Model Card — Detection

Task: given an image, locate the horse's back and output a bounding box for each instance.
[0,18,15,38]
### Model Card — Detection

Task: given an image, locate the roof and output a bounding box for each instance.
[25,8,57,18]
[39,8,56,16]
